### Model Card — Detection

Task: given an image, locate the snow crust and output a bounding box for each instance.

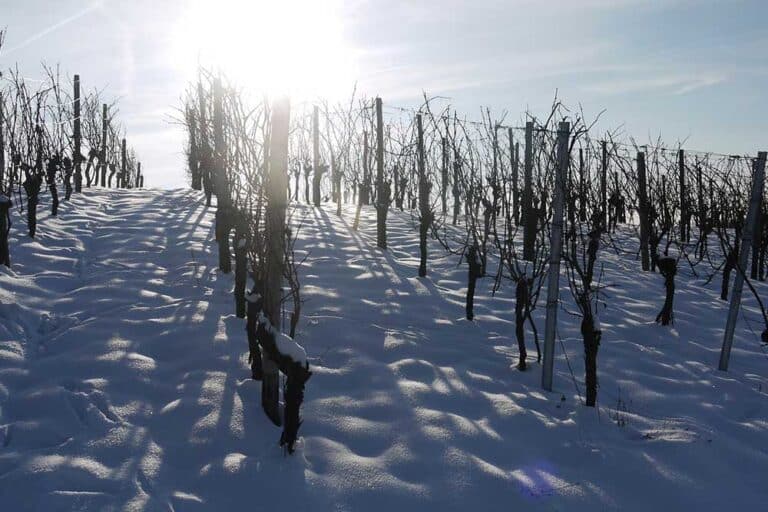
[0,189,766,511]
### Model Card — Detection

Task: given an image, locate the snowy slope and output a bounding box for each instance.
[0,189,766,511]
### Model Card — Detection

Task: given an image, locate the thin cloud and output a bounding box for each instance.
[583,73,727,96]
[2,1,103,56]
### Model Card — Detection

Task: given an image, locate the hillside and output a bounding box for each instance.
[0,188,766,511]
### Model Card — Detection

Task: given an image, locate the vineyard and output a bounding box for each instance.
[1,34,767,512]
[178,69,768,419]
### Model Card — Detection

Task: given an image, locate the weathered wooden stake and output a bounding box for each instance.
[509,129,519,224]
[0,92,4,192]
[417,113,429,277]
[542,121,570,392]
[262,96,291,424]
[679,149,687,242]
[719,152,767,371]
[73,75,82,193]
[579,147,586,222]
[441,137,448,214]
[375,97,387,249]
[120,138,126,189]
[312,105,321,206]
[100,104,108,187]
[637,151,650,271]
[213,78,232,273]
[601,140,608,229]
[523,121,534,260]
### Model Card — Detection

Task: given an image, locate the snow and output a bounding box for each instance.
[257,310,308,365]
[276,331,308,366]
[0,188,766,511]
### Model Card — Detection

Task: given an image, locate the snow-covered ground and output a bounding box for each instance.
[0,188,766,511]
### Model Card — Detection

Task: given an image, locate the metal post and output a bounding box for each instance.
[719,152,767,371]
[542,121,570,391]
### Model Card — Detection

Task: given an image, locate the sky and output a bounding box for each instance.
[1,0,766,188]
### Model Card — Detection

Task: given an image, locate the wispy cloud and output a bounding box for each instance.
[582,73,727,96]
[1,1,103,56]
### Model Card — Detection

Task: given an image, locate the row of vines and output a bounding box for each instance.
[179,68,766,452]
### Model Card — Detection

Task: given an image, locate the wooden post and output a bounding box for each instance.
[752,201,763,280]
[262,96,291,424]
[637,151,650,271]
[523,121,534,260]
[73,75,82,193]
[100,104,108,187]
[697,163,705,242]
[375,97,386,249]
[312,105,321,206]
[120,138,126,189]
[441,137,448,214]
[417,113,429,277]
[189,105,201,190]
[719,152,767,371]
[542,121,570,391]
[197,82,213,206]
[601,140,608,229]
[579,147,586,222]
[363,131,370,205]
[509,129,519,224]
[213,78,228,205]
[0,92,4,192]
[679,149,687,242]
[213,78,233,273]
[137,162,142,188]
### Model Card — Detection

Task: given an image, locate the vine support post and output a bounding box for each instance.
[213,77,232,273]
[579,147,586,222]
[100,103,108,187]
[542,121,570,392]
[523,121,534,260]
[719,151,767,371]
[120,138,126,189]
[375,97,386,249]
[417,113,428,277]
[441,136,448,215]
[312,104,321,207]
[262,96,291,424]
[0,92,4,192]
[679,149,687,242]
[637,151,650,271]
[601,140,608,230]
[509,128,519,225]
[73,75,82,193]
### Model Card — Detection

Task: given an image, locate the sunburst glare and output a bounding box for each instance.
[172,0,357,100]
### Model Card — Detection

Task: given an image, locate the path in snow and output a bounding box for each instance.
[0,188,766,511]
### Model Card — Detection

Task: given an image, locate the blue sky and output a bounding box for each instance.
[1,0,766,188]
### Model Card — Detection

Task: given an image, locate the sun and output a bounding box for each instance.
[171,0,357,101]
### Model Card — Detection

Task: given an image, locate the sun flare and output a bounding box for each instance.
[172,0,357,101]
